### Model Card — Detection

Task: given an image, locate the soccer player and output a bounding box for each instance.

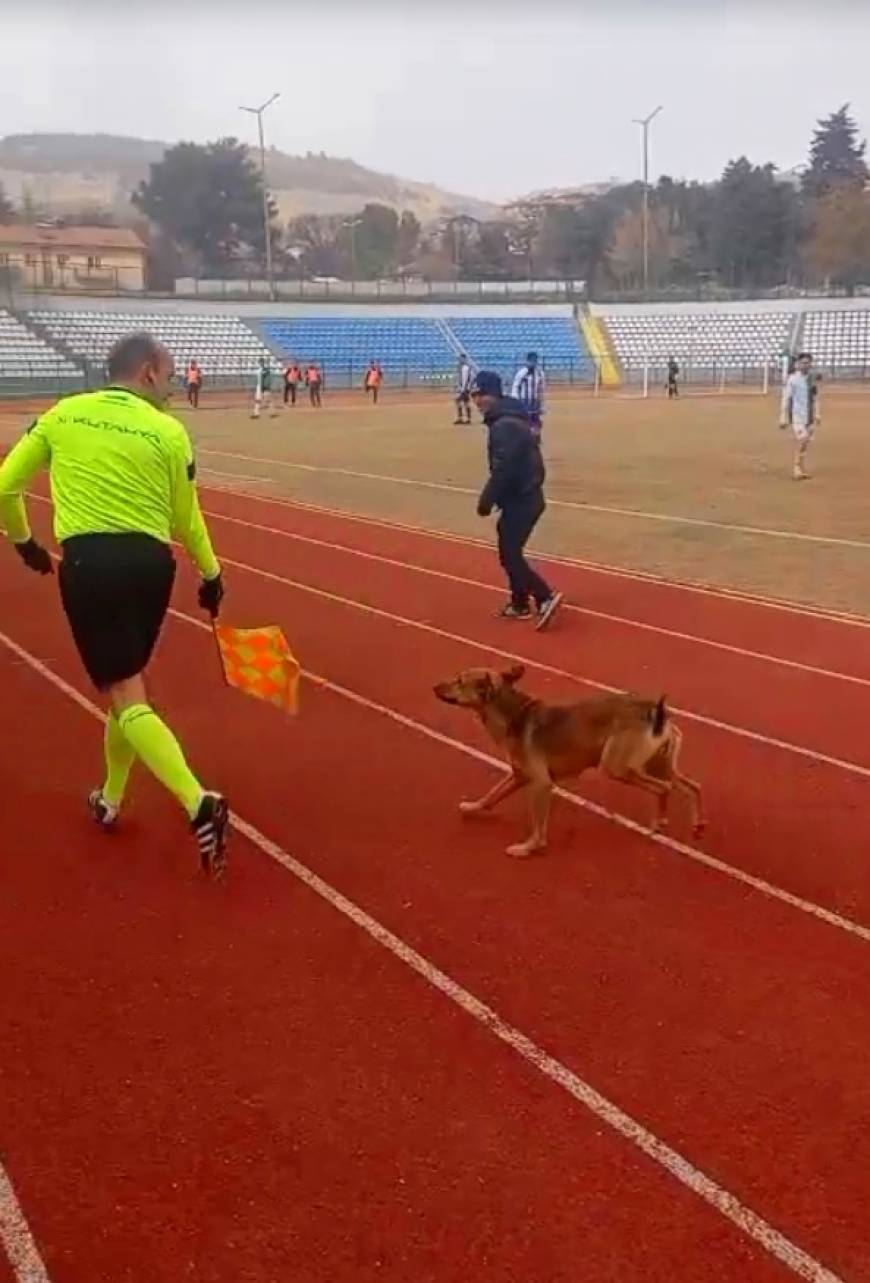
[363,360,383,404]
[0,333,229,874]
[283,359,302,406]
[186,359,203,408]
[252,357,276,418]
[780,351,820,480]
[454,354,473,424]
[666,356,679,398]
[471,370,563,629]
[511,350,546,437]
[306,362,323,408]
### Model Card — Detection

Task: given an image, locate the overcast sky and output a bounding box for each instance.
[2,1,869,203]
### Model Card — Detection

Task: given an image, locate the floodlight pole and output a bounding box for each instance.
[240,92,280,300]
[342,218,363,287]
[633,105,662,297]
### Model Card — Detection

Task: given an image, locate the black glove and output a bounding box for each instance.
[198,573,225,618]
[477,500,492,518]
[14,538,53,575]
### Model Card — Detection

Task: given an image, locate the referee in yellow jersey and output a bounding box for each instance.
[0,332,229,877]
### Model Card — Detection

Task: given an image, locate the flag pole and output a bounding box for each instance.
[211,619,230,688]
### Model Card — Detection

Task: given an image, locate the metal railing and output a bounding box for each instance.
[174,277,586,302]
[0,360,86,397]
[0,356,602,400]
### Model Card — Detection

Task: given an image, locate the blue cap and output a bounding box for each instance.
[471,370,503,397]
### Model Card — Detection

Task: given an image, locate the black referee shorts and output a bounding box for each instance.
[59,533,176,690]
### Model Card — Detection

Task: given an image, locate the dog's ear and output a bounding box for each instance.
[502,664,526,685]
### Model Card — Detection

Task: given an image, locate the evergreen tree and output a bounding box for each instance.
[803,104,868,197]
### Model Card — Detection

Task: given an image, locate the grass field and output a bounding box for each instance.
[154,384,870,616]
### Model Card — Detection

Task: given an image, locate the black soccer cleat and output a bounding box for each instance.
[191,792,230,879]
[88,789,119,830]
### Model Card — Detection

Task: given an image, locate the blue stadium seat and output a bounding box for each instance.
[258,318,454,385]
[447,316,593,382]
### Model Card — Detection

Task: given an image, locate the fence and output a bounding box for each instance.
[0,355,603,400]
[1,259,145,301]
[174,277,586,303]
[2,261,586,304]
[0,360,86,399]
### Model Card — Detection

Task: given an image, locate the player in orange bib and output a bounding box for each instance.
[364,360,384,405]
[186,360,202,409]
[306,363,323,408]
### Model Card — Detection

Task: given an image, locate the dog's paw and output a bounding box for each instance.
[459,800,484,816]
[506,841,545,859]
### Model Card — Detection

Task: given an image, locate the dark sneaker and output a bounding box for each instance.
[535,592,564,632]
[88,789,119,830]
[191,792,230,878]
[497,602,533,620]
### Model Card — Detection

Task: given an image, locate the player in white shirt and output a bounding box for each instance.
[454,355,473,424]
[251,357,277,419]
[779,352,820,480]
[511,351,546,437]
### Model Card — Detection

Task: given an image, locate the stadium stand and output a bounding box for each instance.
[599,309,793,373]
[0,309,82,390]
[257,317,454,385]
[447,316,592,380]
[14,302,870,398]
[801,309,870,373]
[27,309,272,380]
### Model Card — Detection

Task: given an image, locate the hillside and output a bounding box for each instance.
[0,133,497,225]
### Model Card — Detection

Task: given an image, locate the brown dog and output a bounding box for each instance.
[434,665,705,858]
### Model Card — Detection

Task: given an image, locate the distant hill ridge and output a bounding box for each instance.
[0,133,497,225]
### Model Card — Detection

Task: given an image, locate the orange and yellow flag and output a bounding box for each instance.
[214,624,300,714]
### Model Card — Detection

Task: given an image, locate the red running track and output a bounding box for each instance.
[3,487,870,1282]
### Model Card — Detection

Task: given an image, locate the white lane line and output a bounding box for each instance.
[220,490,870,629]
[200,506,870,690]
[0,624,849,1283]
[207,546,870,783]
[23,500,870,775]
[168,604,870,945]
[198,447,870,553]
[23,549,870,941]
[0,1165,52,1283]
[25,481,870,630]
[199,468,275,485]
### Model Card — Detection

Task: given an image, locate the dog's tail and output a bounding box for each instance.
[650,696,668,737]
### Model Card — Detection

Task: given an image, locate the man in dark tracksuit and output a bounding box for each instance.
[471,371,563,629]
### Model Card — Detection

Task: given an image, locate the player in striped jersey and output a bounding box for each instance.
[454,354,473,424]
[511,351,546,437]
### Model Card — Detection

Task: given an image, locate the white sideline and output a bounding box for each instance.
[0,623,848,1283]
[198,447,870,553]
[199,505,870,690]
[0,1165,51,1283]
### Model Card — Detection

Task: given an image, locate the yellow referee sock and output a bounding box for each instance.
[102,711,136,807]
[117,704,204,820]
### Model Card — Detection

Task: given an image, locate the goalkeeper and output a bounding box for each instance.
[0,333,229,876]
